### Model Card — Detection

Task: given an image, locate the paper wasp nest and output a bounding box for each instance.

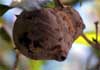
[13,6,85,61]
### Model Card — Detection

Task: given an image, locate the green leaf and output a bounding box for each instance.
[0,4,11,16]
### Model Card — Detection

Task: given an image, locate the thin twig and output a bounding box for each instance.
[82,34,100,70]
[13,50,20,70]
[82,21,100,70]
[81,34,100,49]
[95,21,99,42]
[81,34,94,46]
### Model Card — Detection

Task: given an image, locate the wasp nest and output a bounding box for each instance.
[13,6,85,61]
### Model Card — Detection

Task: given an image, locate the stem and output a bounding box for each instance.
[81,34,100,49]
[54,0,64,8]
[81,34,94,46]
[95,21,99,42]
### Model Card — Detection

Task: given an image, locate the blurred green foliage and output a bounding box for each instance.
[0,28,11,42]
[0,17,4,27]
[0,4,11,16]
[61,0,82,6]
[28,60,44,70]
[0,17,4,23]
[43,1,55,8]
[0,65,10,70]
[43,0,83,8]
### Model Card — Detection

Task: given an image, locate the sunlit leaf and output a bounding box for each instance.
[0,4,11,16]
